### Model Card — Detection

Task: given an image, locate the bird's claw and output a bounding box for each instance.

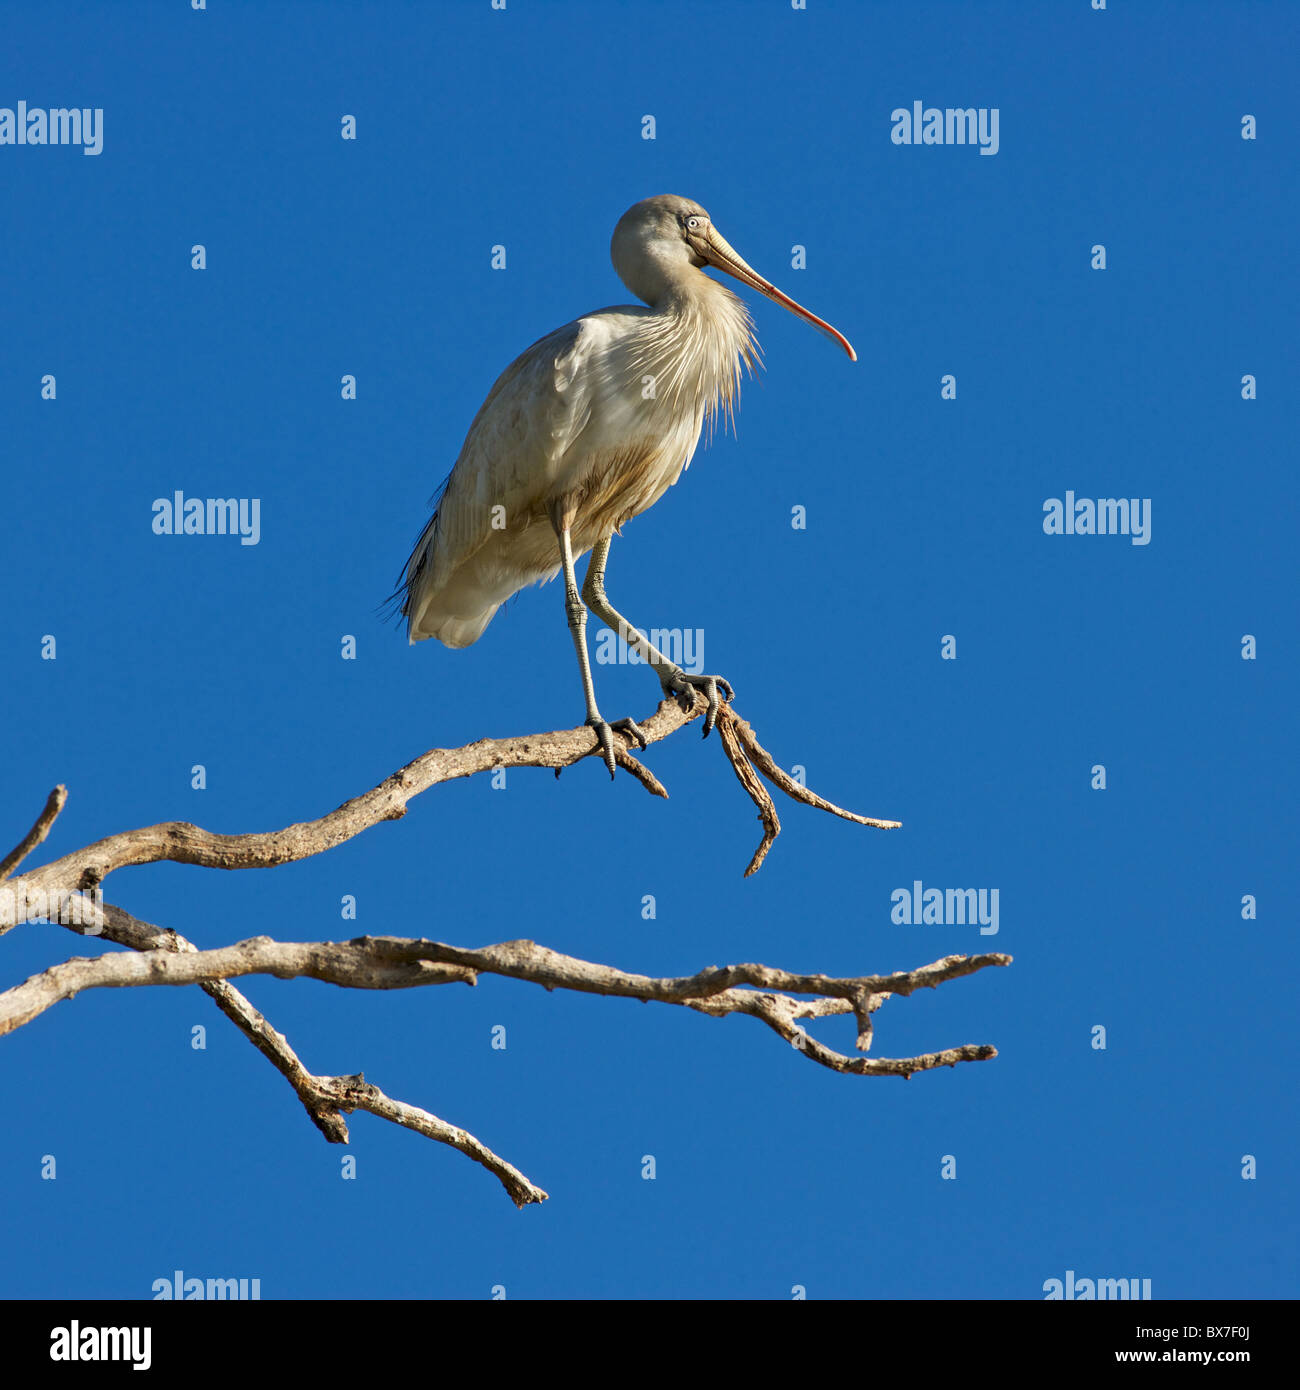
[586,715,648,779]
[662,671,735,737]
[610,716,649,750]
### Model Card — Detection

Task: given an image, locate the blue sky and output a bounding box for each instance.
[1,0,1294,1300]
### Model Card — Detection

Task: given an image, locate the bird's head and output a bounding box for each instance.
[610,194,856,361]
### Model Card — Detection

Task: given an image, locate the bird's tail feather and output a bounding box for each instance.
[409,601,501,648]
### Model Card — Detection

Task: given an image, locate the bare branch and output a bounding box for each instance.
[60,904,546,1205]
[716,712,781,875]
[0,711,943,1205]
[0,785,67,884]
[0,932,1008,1073]
[93,903,356,1143]
[722,706,902,830]
[612,746,669,798]
[329,1076,547,1207]
[0,699,898,933]
[28,908,1003,1200]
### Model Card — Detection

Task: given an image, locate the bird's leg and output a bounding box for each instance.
[551,515,648,779]
[582,535,734,737]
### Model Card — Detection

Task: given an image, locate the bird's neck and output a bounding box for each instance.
[639,274,758,433]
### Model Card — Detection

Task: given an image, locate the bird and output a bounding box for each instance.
[394,194,856,777]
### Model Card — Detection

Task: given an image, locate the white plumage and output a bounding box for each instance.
[401,259,754,646]
[395,194,854,772]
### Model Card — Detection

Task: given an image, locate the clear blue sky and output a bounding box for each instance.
[2,0,1294,1300]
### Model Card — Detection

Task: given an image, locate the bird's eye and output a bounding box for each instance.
[685,215,703,231]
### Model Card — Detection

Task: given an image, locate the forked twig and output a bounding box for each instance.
[711,703,899,874]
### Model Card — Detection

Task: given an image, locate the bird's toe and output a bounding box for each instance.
[610,716,649,751]
[662,671,734,737]
[586,717,620,780]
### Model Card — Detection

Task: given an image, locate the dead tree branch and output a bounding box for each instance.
[0,709,991,1208]
[0,698,895,930]
[2,928,1008,1095]
[0,783,67,884]
[0,933,1010,1053]
[49,903,546,1206]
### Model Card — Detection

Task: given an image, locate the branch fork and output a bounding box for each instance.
[1,705,1003,1207]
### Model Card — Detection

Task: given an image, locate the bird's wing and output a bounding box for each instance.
[403,317,601,602]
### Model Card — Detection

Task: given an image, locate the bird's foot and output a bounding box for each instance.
[661,670,735,737]
[587,715,649,779]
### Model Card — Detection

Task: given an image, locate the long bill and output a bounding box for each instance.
[698,225,857,361]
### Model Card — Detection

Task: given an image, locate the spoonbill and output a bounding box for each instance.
[395,194,856,776]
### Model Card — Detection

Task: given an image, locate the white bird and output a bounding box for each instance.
[395,194,855,775]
